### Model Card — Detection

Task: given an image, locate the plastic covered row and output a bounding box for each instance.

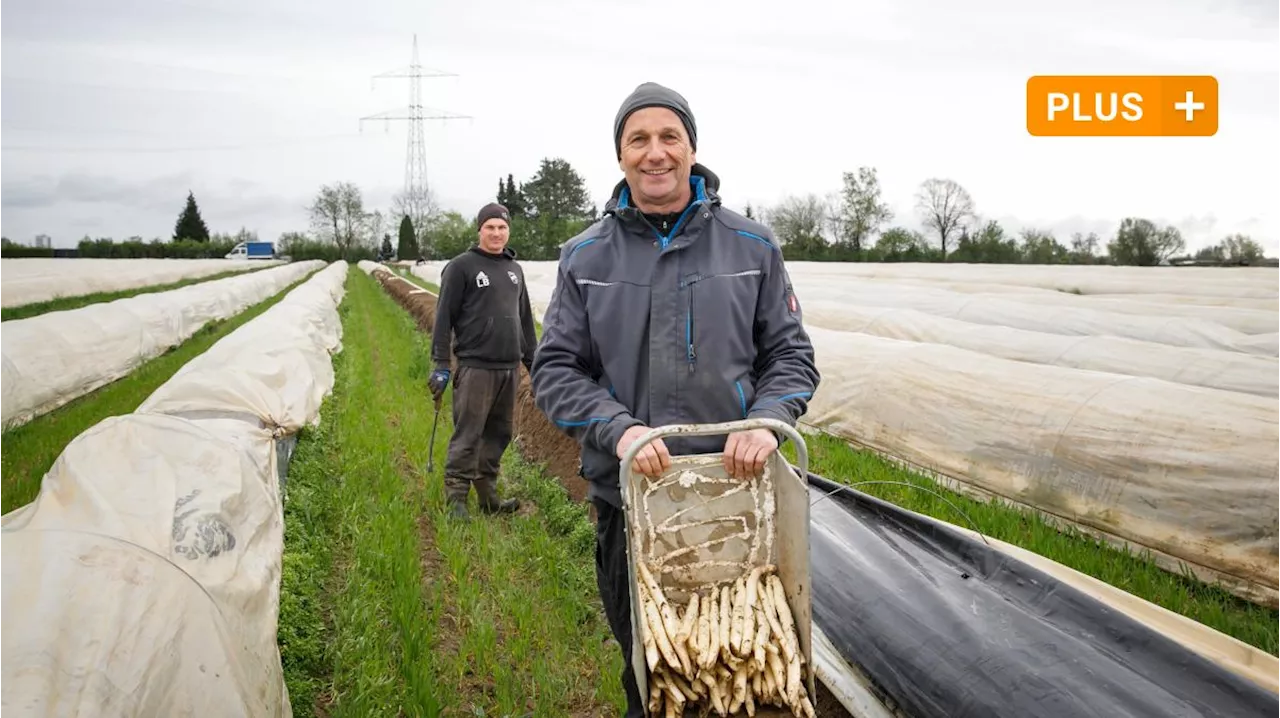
[1,257,283,308]
[0,261,349,717]
[1,260,326,429]
[801,300,1278,397]
[797,280,1273,356]
[787,262,1278,301]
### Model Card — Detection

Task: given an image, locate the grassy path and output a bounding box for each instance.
[279,269,624,717]
[1,264,279,322]
[0,269,320,514]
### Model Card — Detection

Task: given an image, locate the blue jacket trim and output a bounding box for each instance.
[735,381,747,417]
[736,230,777,250]
[755,391,813,407]
[555,417,612,428]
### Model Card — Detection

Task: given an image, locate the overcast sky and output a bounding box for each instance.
[2,0,1276,253]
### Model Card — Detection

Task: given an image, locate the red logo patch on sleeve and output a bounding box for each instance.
[787,291,799,313]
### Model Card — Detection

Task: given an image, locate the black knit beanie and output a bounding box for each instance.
[476,202,511,229]
[613,82,697,159]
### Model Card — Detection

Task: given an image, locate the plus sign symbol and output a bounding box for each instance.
[1175,90,1205,122]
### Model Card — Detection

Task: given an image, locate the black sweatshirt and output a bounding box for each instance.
[432,245,538,372]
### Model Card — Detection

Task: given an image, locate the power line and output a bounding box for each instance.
[359,34,470,233]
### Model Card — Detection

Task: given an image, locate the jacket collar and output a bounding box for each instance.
[469,244,517,260]
[604,163,722,247]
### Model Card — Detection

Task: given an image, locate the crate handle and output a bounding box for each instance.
[618,417,808,489]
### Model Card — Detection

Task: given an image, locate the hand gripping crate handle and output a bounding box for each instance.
[619,417,809,487]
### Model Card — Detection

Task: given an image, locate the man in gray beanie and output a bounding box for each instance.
[531,82,820,716]
[430,201,537,519]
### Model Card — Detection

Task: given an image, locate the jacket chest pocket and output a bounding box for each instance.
[680,269,762,374]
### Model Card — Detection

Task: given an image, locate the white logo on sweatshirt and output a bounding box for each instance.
[476,271,490,288]
[508,271,519,285]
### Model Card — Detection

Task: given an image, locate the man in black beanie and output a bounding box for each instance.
[429,202,538,519]
[532,82,820,717]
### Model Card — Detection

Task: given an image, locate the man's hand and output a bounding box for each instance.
[428,368,451,403]
[723,428,779,480]
[616,425,672,478]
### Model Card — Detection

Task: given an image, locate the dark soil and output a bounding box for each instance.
[368,266,854,718]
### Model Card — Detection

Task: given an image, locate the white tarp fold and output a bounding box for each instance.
[1,261,349,718]
[825,277,1277,334]
[2,258,283,308]
[798,280,1272,356]
[1,260,325,429]
[788,263,1278,300]
[801,300,1279,397]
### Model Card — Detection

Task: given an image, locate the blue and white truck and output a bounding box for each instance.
[225,241,275,260]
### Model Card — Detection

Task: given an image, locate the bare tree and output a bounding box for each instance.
[915,178,975,258]
[310,182,368,258]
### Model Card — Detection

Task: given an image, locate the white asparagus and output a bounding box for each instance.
[730,576,746,656]
[704,590,719,670]
[639,560,681,640]
[641,582,682,671]
[638,562,813,717]
[719,585,733,662]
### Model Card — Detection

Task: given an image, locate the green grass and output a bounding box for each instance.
[781,431,1279,654]
[0,264,278,322]
[398,261,1279,654]
[278,269,624,717]
[0,268,321,515]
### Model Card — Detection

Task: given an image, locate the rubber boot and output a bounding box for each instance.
[475,478,519,514]
[445,477,471,520]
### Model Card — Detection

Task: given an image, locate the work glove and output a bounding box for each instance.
[428,368,450,402]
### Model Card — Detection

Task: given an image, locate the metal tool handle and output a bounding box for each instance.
[618,417,808,490]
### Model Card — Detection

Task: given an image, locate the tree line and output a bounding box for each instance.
[4,163,1270,267]
[759,170,1270,266]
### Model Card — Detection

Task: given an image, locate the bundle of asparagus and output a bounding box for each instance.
[636,560,816,718]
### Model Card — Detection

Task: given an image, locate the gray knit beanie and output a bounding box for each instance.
[613,82,697,159]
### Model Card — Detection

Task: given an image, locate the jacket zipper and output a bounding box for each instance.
[687,281,696,372]
[680,274,700,373]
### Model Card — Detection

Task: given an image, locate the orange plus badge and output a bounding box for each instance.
[1026,76,1218,137]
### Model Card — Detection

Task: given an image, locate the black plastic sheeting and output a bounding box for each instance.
[804,471,1278,718]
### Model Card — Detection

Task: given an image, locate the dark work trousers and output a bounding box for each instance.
[444,366,517,509]
[594,498,645,718]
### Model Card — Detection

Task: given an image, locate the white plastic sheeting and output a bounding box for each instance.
[788,262,1278,301]
[1,258,283,308]
[1,260,325,429]
[798,281,1272,356]
[826,278,1276,334]
[801,300,1279,397]
[1,260,349,718]
[454,259,1277,601]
